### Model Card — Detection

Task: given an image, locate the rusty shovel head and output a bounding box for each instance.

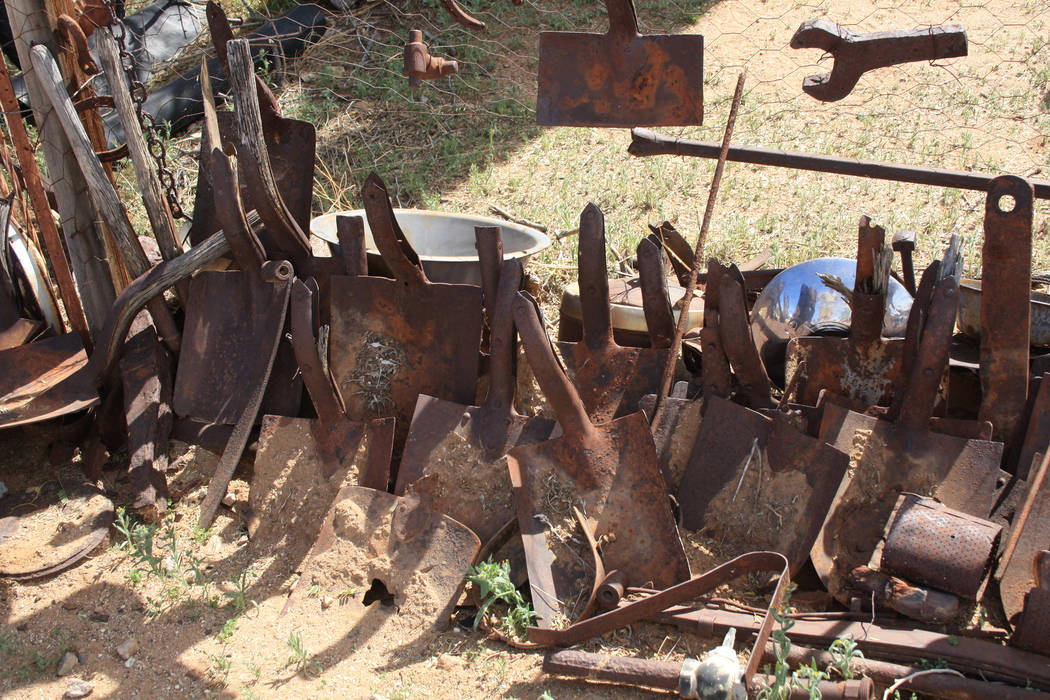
[289,485,480,630]
[537,0,702,127]
[556,205,671,424]
[396,259,555,546]
[248,279,395,559]
[0,332,98,430]
[676,396,849,574]
[328,174,483,459]
[173,148,299,424]
[813,276,1003,602]
[508,292,689,629]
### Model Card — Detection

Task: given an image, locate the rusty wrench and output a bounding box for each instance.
[790,19,967,102]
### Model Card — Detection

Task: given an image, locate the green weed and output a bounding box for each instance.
[285,632,321,677]
[466,559,536,636]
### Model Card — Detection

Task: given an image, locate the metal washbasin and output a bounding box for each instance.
[957,280,1050,348]
[310,209,551,285]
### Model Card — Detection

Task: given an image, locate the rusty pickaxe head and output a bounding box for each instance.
[790,18,967,102]
[403,30,459,88]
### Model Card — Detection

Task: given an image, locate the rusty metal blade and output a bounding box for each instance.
[979,176,1033,447]
[557,204,667,423]
[677,396,848,573]
[998,451,1050,626]
[0,333,98,429]
[537,0,702,127]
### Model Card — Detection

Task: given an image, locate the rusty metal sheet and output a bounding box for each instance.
[0,481,113,580]
[0,319,44,351]
[979,176,1033,447]
[508,292,689,629]
[813,276,1003,603]
[718,270,774,408]
[880,493,1000,600]
[1016,373,1050,479]
[998,451,1050,627]
[556,204,669,424]
[537,0,702,127]
[677,396,849,574]
[288,485,480,629]
[639,385,703,491]
[396,258,555,546]
[328,174,483,461]
[0,333,98,430]
[790,20,967,102]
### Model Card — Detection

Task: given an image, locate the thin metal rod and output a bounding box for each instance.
[650,73,746,428]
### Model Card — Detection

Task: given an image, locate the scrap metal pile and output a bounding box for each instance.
[1,0,1050,698]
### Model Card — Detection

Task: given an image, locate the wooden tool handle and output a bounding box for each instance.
[854,215,885,290]
[485,259,523,413]
[475,225,504,323]
[290,278,345,427]
[637,235,675,350]
[361,173,428,286]
[513,292,595,440]
[899,276,959,430]
[335,215,368,277]
[577,203,614,351]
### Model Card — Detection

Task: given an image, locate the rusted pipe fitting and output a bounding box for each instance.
[403,30,458,88]
[597,569,628,610]
[849,566,959,624]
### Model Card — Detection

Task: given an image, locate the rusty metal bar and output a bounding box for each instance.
[543,649,874,699]
[629,129,1050,200]
[657,606,1050,691]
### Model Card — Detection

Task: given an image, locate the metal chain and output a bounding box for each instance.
[99,0,186,219]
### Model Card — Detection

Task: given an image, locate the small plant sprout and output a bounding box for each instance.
[226,568,256,614]
[286,632,321,677]
[466,559,537,636]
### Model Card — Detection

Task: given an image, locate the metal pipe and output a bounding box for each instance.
[629,129,1050,201]
[543,649,874,699]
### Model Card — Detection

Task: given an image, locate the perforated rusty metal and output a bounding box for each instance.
[881,493,1001,600]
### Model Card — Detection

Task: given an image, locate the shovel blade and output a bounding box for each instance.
[677,397,849,574]
[537,33,703,127]
[812,402,1002,599]
[173,271,299,424]
[397,395,555,546]
[329,276,483,453]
